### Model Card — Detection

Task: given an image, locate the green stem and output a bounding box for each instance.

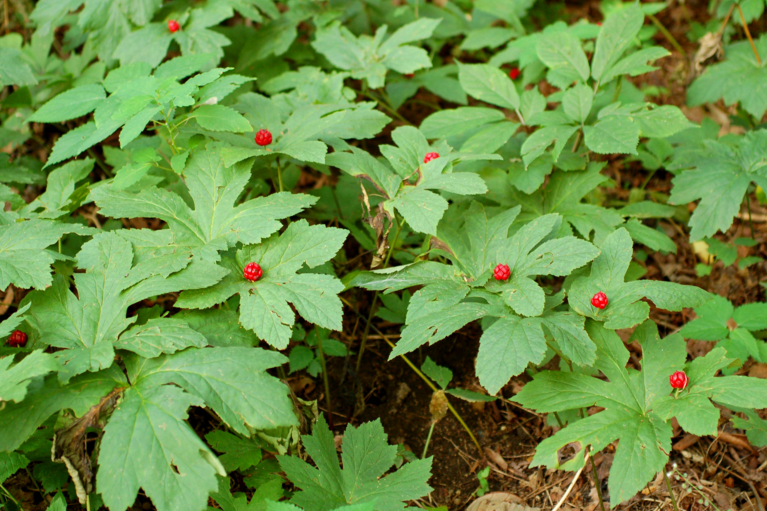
[422,421,436,458]
[663,469,679,511]
[591,456,607,511]
[276,159,284,192]
[315,330,333,427]
[648,14,685,56]
[0,484,18,505]
[340,296,483,455]
[355,220,402,373]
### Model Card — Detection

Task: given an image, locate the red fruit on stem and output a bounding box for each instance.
[669,370,689,390]
[509,67,520,80]
[494,264,511,281]
[8,330,27,348]
[423,152,439,164]
[591,291,608,309]
[404,73,415,79]
[597,22,603,27]
[255,129,273,146]
[243,262,263,282]
[168,19,180,33]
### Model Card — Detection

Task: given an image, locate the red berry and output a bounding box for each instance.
[423,152,439,164]
[591,291,608,309]
[509,67,520,80]
[404,73,415,79]
[597,22,603,27]
[168,19,180,33]
[7,330,27,348]
[255,129,272,146]
[493,264,511,281]
[669,370,689,390]
[243,262,263,282]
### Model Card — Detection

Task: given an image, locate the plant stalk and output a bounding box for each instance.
[663,469,680,511]
[422,421,436,458]
[314,329,334,428]
[737,4,762,64]
[355,220,402,373]
[648,14,685,56]
[747,193,756,239]
[591,455,607,511]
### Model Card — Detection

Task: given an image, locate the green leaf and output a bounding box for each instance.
[24,232,226,382]
[0,350,59,404]
[591,5,645,83]
[569,229,711,329]
[669,130,767,241]
[130,347,297,433]
[457,62,520,110]
[389,187,448,236]
[0,451,30,485]
[97,385,225,511]
[29,84,106,123]
[477,315,545,395]
[583,116,639,155]
[688,35,767,120]
[562,83,593,124]
[195,104,253,133]
[421,357,453,390]
[0,367,126,452]
[178,220,348,350]
[278,416,433,511]
[601,46,670,85]
[0,219,95,290]
[515,321,681,507]
[115,317,208,358]
[205,430,263,473]
[537,32,590,88]
[420,107,505,139]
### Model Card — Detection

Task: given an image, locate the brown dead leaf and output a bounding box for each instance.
[673,434,700,451]
[718,431,755,452]
[466,492,539,511]
[359,182,393,269]
[52,387,124,505]
[0,286,14,316]
[692,32,724,78]
[484,447,509,471]
[748,364,767,379]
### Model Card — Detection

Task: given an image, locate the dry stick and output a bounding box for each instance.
[340,296,484,455]
[551,449,591,511]
[737,4,762,65]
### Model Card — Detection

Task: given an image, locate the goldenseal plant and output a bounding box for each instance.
[2,0,767,510]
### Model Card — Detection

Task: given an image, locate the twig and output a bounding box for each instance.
[591,455,607,511]
[551,449,590,511]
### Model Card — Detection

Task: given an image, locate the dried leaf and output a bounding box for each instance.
[467,492,540,511]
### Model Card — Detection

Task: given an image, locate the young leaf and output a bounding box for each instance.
[278,415,433,511]
[457,62,520,111]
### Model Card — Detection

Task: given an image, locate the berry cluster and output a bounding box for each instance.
[243,262,263,282]
[168,19,180,33]
[493,263,511,281]
[669,370,689,390]
[7,330,27,348]
[509,67,520,80]
[423,152,439,164]
[591,291,608,309]
[255,129,272,146]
